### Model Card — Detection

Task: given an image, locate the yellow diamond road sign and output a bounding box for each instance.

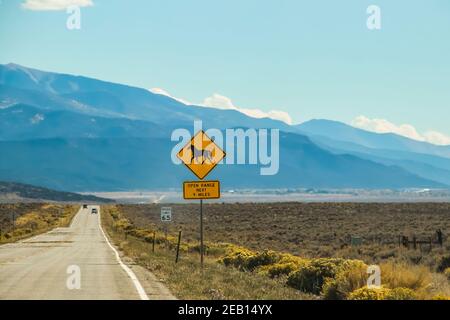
[177,130,226,180]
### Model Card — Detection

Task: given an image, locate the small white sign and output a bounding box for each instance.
[161,207,172,222]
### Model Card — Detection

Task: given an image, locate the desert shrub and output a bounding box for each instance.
[204,243,229,256]
[437,255,450,272]
[109,209,120,220]
[287,264,322,294]
[380,262,431,291]
[219,245,289,271]
[113,218,133,231]
[245,251,281,271]
[15,213,47,230]
[189,242,214,255]
[287,258,353,294]
[348,287,390,300]
[218,245,256,270]
[349,287,417,300]
[444,268,450,280]
[384,287,417,300]
[130,228,151,239]
[261,262,302,278]
[258,254,308,277]
[432,294,450,300]
[322,260,368,300]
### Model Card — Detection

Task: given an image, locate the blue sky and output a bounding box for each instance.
[1,0,449,143]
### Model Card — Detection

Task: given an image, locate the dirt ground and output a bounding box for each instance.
[116,203,450,267]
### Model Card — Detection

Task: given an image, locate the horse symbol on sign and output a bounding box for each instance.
[177,131,225,180]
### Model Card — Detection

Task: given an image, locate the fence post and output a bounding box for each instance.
[437,230,443,247]
[402,236,409,249]
[164,226,168,249]
[152,231,156,253]
[175,231,182,263]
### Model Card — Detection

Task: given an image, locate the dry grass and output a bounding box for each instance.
[102,203,450,300]
[101,205,311,300]
[0,203,78,244]
[116,203,450,269]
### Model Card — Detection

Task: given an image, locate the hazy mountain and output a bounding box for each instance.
[0,134,442,191]
[0,104,167,140]
[0,63,294,131]
[297,121,450,185]
[0,181,114,203]
[0,63,446,191]
[296,119,450,159]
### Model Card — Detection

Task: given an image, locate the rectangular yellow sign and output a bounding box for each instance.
[183,181,220,200]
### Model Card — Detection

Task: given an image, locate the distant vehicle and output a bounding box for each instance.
[83,204,88,209]
[91,208,98,214]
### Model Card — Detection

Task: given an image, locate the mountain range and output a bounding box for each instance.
[0,181,113,203]
[0,63,448,191]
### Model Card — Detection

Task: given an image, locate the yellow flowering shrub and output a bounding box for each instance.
[257,254,305,276]
[444,268,450,280]
[113,218,133,231]
[348,287,416,300]
[286,258,355,294]
[348,287,389,300]
[218,245,257,270]
[432,294,450,300]
[219,246,307,273]
[384,287,417,300]
[322,260,368,300]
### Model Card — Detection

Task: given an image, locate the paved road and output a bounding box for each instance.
[0,206,173,300]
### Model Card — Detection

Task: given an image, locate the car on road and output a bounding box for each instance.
[91,208,98,214]
[83,204,88,209]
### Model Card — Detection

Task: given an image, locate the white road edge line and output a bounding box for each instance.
[97,207,150,300]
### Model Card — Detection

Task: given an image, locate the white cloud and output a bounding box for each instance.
[351,115,450,146]
[22,0,93,11]
[203,94,235,110]
[148,89,293,125]
[423,131,450,146]
[149,88,192,105]
[30,113,45,124]
[202,93,293,125]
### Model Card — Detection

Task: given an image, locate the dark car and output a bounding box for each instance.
[83,204,88,209]
[91,208,98,214]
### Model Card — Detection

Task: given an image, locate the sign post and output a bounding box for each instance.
[161,207,172,249]
[177,130,226,268]
[200,199,204,266]
[175,230,182,263]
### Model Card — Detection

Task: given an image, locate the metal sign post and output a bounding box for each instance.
[176,130,226,268]
[200,199,204,268]
[175,230,182,263]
